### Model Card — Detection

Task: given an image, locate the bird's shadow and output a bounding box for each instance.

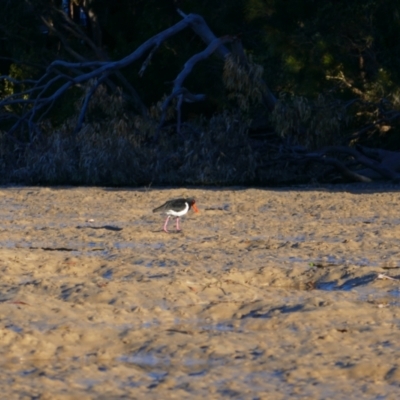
[152,229,184,234]
[76,225,123,231]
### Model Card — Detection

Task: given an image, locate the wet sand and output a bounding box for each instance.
[1,185,400,399]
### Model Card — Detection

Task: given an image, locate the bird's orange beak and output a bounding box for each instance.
[192,204,199,213]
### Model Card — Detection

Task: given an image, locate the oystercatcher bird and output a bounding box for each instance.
[153,198,199,233]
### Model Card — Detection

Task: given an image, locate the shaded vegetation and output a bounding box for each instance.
[1,0,400,185]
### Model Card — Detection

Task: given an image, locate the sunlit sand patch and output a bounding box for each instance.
[0,185,400,397]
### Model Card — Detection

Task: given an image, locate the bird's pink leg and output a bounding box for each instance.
[176,217,181,231]
[163,216,170,233]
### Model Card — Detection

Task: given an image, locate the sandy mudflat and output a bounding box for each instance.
[1,185,400,399]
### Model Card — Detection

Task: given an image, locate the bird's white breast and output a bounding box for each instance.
[166,202,189,216]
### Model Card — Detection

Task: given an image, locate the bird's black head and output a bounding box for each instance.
[187,198,199,213]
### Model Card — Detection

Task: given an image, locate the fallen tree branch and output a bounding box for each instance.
[75,74,109,134]
[322,146,400,180]
[41,12,148,118]
[157,35,235,137]
[303,145,400,182]
[258,140,400,184]
[1,11,276,143]
[0,13,213,140]
[350,112,400,141]
[302,153,372,183]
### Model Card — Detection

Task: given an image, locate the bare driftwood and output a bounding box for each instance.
[297,145,400,183]
[42,8,148,117]
[256,141,400,183]
[0,10,275,143]
[156,35,235,138]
